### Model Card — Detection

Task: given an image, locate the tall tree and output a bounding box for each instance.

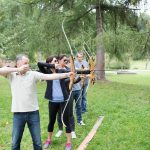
[0,0,145,71]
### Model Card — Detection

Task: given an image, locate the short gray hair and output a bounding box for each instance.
[77,51,84,57]
[16,54,28,62]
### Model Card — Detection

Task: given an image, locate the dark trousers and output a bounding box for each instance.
[57,94,75,131]
[12,110,42,150]
[48,101,71,133]
[57,92,82,131]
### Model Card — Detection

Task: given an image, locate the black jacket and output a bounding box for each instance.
[38,62,81,101]
[38,62,71,101]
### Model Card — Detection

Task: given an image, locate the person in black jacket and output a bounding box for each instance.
[56,55,85,139]
[55,55,76,139]
[38,56,72,150]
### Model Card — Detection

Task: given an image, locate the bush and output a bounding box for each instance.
[108,61,130,69]
[30,63,38,70]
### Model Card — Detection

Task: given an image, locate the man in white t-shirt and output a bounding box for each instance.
[0,54,73,150]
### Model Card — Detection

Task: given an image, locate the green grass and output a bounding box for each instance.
[130,60,150,70]
[0,74,150,150]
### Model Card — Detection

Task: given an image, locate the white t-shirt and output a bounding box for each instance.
[7,71,45,112]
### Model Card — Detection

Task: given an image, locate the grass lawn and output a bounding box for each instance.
[130,61,150,70]
[0,74,150,150]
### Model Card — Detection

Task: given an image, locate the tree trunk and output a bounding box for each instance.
[95,4,106,80]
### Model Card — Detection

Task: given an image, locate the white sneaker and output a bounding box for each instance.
[78,120,85,126]
[71,131,76,139]
[55,130,63,137]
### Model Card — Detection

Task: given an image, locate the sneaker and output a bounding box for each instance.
[55,130,63,137]
[43,140,51,149]
[71,131,76,139]
[65,143,72,150]
[78,120,85,126]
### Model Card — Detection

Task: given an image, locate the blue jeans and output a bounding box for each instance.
[81,84,88,113]
[72,90,82,123]
[12,110,42,150]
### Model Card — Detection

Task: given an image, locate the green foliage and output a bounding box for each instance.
[108,59,130,69]
[0,0,147,62]
[99,26,133,60]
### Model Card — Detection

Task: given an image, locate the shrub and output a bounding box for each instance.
[108,60,130,69]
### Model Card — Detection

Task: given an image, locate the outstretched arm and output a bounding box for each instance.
[37,62,55,73]
[35,71,74,81]
[0,65,29,77]
[40,72,74,81]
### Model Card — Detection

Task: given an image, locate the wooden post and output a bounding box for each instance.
[77,116,104,150]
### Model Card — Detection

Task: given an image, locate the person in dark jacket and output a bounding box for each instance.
[38,56,72,150]
[56,55,85,139]
[55,55,76,139]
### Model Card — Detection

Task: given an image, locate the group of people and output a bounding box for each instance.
[0,52,90,150]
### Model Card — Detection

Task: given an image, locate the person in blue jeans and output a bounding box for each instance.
[75,52,89,113]
[72,80,86,125]
[81,83,88,113]
[12,111,41,150]
[0,54,73,150]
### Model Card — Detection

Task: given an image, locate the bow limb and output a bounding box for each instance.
[62,19,74,56]
[61,19,76,128]
[69,55,75,90]
[83,43,91,60]
[62,19,75,90]
[89,57,96,85]
[83,43,95,84]
[89,57,95,85]
[85,58,95,95]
